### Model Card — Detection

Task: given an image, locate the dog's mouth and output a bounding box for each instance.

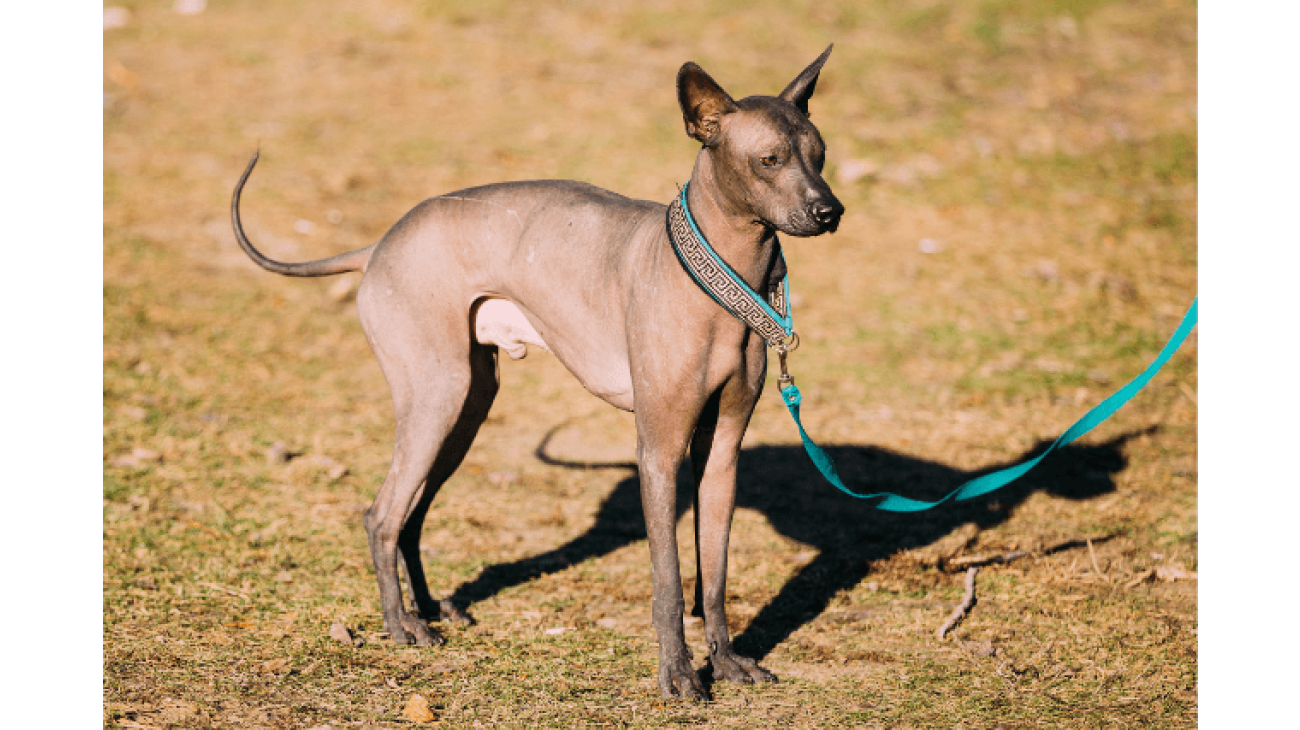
[778,206,843,237]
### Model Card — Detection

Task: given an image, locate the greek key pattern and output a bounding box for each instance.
[666,195,791,347]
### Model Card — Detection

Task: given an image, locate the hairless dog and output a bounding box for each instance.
[232,47,844,701]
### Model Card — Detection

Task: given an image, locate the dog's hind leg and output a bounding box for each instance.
[396,341,497,626]
[359,292,499,646]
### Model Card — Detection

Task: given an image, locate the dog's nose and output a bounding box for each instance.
[810,200,844,228]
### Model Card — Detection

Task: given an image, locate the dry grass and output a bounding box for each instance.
[104,0,1196,726]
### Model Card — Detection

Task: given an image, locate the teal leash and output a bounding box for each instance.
[667,183,1198,512]
[776,299,1198,511]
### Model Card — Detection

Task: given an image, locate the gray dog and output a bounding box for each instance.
[232,47,844,700]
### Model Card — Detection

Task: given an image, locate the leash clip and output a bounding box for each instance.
[774,333,798,388]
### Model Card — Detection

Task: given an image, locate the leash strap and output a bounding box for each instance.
[778,298,1198,511]
[665,180,1198,512]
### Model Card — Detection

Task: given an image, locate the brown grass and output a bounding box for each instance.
[104,0,1196,726]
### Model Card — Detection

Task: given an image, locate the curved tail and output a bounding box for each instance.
[231,151,374,277]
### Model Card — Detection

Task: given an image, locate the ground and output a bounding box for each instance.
[104,0,1196,726]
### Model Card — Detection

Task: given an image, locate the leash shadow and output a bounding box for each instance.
[446,426,1152,660]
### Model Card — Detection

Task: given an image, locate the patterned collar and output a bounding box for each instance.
[665,181,797,350]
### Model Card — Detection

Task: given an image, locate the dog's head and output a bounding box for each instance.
[677,46,844,237]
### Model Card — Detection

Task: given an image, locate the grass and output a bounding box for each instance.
[105,0,1196,726]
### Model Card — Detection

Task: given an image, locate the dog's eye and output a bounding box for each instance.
[760,155,778,167]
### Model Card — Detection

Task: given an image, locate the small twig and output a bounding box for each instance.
[1086,538,1109,582]
[943,533,1121,573]
[945,550,1030,571]
[1123,568,1155,588]
[937,567,979,640]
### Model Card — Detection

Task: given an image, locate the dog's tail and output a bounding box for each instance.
[231,151,375,277]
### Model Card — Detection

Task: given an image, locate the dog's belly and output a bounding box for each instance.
[473,297,635,410]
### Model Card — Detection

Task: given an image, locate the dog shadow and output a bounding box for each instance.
[447,425,1151,660]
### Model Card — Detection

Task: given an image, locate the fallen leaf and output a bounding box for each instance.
[328,622,355,646]
[402,694,436,723]
[261,658,288,674]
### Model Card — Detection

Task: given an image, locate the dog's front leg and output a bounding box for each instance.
[635,403,709,701]
[690,372,778,685]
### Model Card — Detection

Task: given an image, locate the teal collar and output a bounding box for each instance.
[665,181,798,351]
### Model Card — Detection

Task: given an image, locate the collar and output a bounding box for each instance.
[665,181,798,351]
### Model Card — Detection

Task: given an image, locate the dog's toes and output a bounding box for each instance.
[711,649,777,685]
[659,660,709,702]
[437,599,474,626]
[385,623,413,645]
[676,676,709,702]
[735,654,777,684]
[398,612,445,647]
[745,662,777,684]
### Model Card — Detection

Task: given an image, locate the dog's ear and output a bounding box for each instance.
[677,62,738,146]
[779,44,833,116]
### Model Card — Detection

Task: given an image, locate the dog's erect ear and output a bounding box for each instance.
[779,44,833,116]
[677,62,739,146]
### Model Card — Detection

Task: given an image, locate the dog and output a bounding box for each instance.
[231,47,844,700]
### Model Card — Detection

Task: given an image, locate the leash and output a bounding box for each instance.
[666,183,1199,512]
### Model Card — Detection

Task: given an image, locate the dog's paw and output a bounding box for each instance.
[388,611,446,647]
[436,599,474,626]
[708,648,777,685]
[658,657,709,701]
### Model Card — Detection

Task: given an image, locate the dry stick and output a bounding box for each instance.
[943,533,1120,573]
[1086,538,1110,583]
[937,567,979,640]
[945,550,1029,571]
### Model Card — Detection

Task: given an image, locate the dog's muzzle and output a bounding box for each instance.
[775,196,845,237]
[809,199,844,233]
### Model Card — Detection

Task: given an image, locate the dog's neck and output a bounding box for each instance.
[685,152,780,294]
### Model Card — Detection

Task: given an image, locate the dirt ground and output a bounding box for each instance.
[104,0,1196,727]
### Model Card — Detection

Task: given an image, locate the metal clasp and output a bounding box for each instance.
[774,332,798,388]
